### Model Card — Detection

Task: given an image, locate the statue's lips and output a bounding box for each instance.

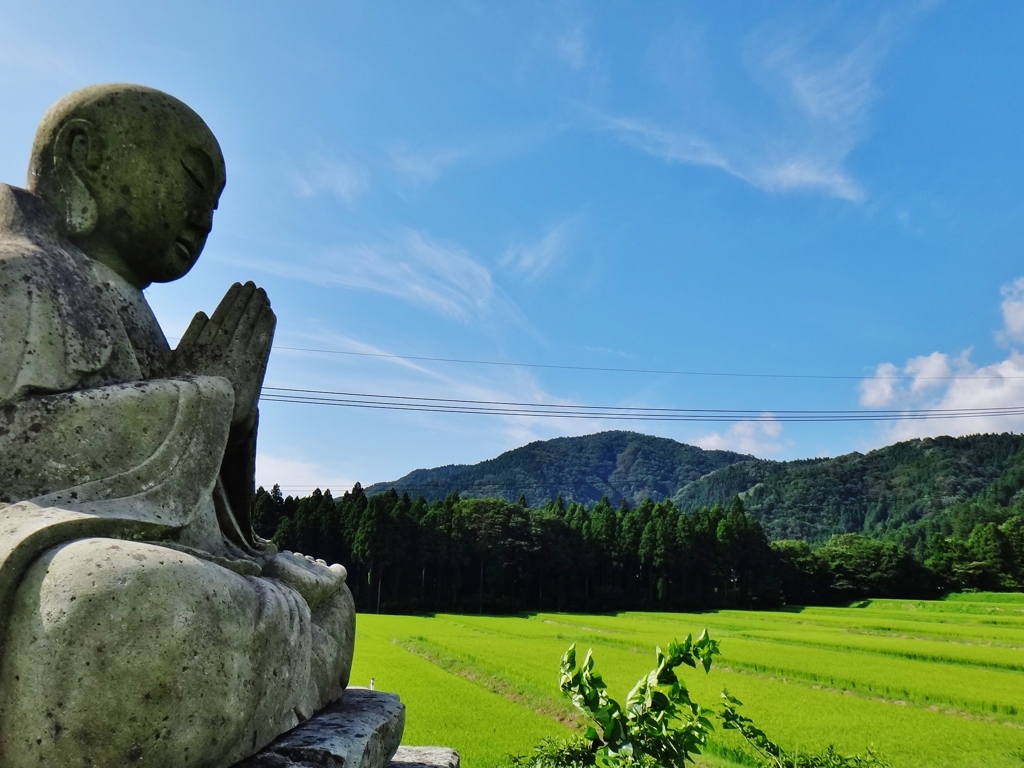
[174,239,192,261]
[174,228,205,261]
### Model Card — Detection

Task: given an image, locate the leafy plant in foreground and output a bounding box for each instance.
[506,737,594,768]
[557,631,720,767]
[508,634,891,768]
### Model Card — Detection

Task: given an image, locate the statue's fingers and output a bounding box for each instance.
[240,286,270,333]
[250,308,277,388]
[229,288,272,363]
[197,282,244,346]
[232,308,274,400]
[242,300,276,357]
[209,281,244,325]
[213,281,258,349]
[176,311,208,355]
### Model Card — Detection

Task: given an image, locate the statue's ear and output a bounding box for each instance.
[51,118,103,236]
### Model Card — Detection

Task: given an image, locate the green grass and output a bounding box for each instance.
[350,593,1024,768]
[350,615,572,767]
[943,592,1024,604]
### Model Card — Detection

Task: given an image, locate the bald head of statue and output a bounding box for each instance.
[28,83,226,289]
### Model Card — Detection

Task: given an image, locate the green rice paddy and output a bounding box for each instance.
[349,595,1024,768]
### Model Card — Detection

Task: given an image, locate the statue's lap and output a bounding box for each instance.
[0,537,355,768]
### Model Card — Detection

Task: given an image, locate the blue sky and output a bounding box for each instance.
[3,2,1024,495]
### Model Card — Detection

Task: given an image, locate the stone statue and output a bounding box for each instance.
[0,84,355,767]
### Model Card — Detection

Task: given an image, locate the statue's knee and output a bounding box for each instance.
[6,537,261,643]
[0,538,263,767]
[310,583,356,693]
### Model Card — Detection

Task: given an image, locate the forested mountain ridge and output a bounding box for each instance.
[365,430,753,506]
[365,430,1024,545]
[673,433,1024,543]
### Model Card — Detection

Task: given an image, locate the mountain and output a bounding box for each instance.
[673,433,1024,542]
[364,430,1024,544]
[364,430,753,507]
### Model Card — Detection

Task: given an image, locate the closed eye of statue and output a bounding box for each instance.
[181,159,205,191]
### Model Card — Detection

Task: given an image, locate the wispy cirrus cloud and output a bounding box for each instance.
[606,112,863,201]
[250,228,511,322]
[501,215,581,281]
[557,25,588,71]
[266,328,612,455]
[389,145,467,185]
[601,7,924,201]
[291,154,370,202]
[859,276,1024,442]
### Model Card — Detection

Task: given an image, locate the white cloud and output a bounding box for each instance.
[389,146,466,184]
[256,453,356,494]
[606,116,865,201]
[600,8,923,201]
[250,228,499,321]
[860,277,1024,442]
[765,28,880,126]
[882,353,1024,443]
[905,351,953,394]
[501,216,579,281]
[557,26,588,71]
[998,277,1024,344]
[292,155,369,202]
[388,122,564,188]
[603,115,731,173]
[859,362,900,407]
[692,416,785,457]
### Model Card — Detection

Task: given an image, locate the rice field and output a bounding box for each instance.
[349,595,1024,768]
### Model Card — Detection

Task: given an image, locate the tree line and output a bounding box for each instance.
[253,484,1023,614]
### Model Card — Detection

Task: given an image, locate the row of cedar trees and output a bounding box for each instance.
[253,484,949,614]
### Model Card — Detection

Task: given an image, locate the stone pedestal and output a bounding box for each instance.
[388,747,460,768]
[234,689,459,768]
[235,688,404,768]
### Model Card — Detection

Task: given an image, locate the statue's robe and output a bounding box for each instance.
[0,185,355,768]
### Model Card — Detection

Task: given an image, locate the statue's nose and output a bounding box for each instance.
[189,206,214,234]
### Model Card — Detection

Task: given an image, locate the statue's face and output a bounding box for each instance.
[84,106,226,286]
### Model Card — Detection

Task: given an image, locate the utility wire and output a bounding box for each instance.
[271,345,1022,381]
[260,386,1024,423]
[167,336,1021,381]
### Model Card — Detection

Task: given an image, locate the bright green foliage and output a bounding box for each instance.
[354,598,1024,767]
[815,535,931,599]
[719,693,891,768]
[506,738,594,768]
[349,614,571,768]
[558,632,719,767]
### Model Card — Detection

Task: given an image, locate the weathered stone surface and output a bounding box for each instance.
[0,85,355,768]
[388,746,461,768]
[235,689,406,768]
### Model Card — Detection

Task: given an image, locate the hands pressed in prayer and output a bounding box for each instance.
[170,280,276,433]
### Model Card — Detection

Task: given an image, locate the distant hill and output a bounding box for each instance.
[364,430,1024,543]
[364,430,753,507]
[673,433,1024,542]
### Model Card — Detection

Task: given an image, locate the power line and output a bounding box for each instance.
[167,335,1022,381]
[260,386,1024,423]
[270,345,1022,381]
